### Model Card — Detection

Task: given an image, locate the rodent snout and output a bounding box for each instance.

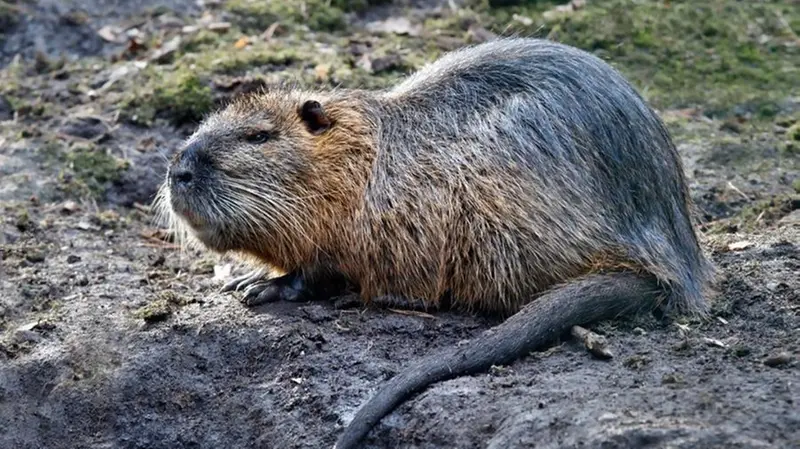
[171,168,193,187]
[169,140,207,190]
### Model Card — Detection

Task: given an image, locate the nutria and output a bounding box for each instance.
[156,37,716,449]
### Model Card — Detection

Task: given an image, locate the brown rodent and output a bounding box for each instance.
[156,37,716,449]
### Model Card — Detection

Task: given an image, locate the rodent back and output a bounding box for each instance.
[363,38,712,315]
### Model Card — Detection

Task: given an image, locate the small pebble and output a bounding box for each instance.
[299,305,334,323]
[67,254,81,264]
[763,352,793,367]
[76,275,90,286]
[61,201,79,214]
[598,412,616,422]
[25,251,46,263]
[13,329,42,344]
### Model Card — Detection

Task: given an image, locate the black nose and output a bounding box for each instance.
[169,140,205,188]
[171,168,193,186]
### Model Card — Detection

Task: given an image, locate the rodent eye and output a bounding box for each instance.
[244,131,272,144]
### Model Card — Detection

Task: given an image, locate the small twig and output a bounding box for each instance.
[726,181,750,201]
[387,308,435,319]
[140,242,181,249]
[133,202,152,213]
[571,325,614,359]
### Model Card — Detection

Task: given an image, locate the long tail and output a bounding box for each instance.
[333,271,668,449]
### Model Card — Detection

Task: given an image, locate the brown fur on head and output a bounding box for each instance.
[154,86,376,273]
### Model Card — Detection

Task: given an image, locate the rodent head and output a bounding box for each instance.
[155,88,367,267]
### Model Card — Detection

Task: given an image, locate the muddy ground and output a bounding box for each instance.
[1,1,798,448]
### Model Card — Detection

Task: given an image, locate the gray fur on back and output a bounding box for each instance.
[353,37,713,315]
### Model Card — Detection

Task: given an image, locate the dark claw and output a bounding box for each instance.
[221,269,268,293]
[242,281,283,306]
[223,269,311,307]
[223,268,351,307]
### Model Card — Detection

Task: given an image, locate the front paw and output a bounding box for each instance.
[221,268,269,293]
[222,269,306,307]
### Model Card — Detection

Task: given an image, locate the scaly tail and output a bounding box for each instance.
[333,271,668,449]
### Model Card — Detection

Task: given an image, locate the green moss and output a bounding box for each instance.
[207,47,297,74]
[482,0,800,119]
[780,141,799,156]
[224,0,393,32]
[133,291,191,323]
[735,194,799,230]
[0,1,22,40]
[623,355,650,370]
[225,0,349,33]
[732,345,752,357]
[91,209,123,229]
[780,121,800,155]
[787,122,800,142]
[181,29,222,53]
[152,72,213,124]
[66,146,129,193]
[133,298,172,323]
[14,208,31,232]
[12,98,53,119]
[122,70,213,126]
[792,179,800,194]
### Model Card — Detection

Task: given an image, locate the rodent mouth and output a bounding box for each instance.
[169,190,217,234]
[168,187,236,252]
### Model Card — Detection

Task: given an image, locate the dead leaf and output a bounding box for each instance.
[125,37,146,56]
[314,64,330,82]
[212,263,233,283]
[97,25,122,43]
[208,22,232,33]
[542,0,586,21]
[365,17,421,36]
[150,36,181,64]
[702,337,728,348]
[674,323,691,335]
[387,308,435,319]
[234,36,250,49]
[262,22,281,41]
[512,14,533,26]
[728,241,754,251]
[467,24,497,43]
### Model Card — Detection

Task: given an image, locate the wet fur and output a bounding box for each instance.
[156,37,716,447]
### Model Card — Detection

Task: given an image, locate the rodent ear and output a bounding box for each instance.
[299,100,332,135]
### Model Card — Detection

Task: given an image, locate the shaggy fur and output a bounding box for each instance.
[155,37,716,448]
